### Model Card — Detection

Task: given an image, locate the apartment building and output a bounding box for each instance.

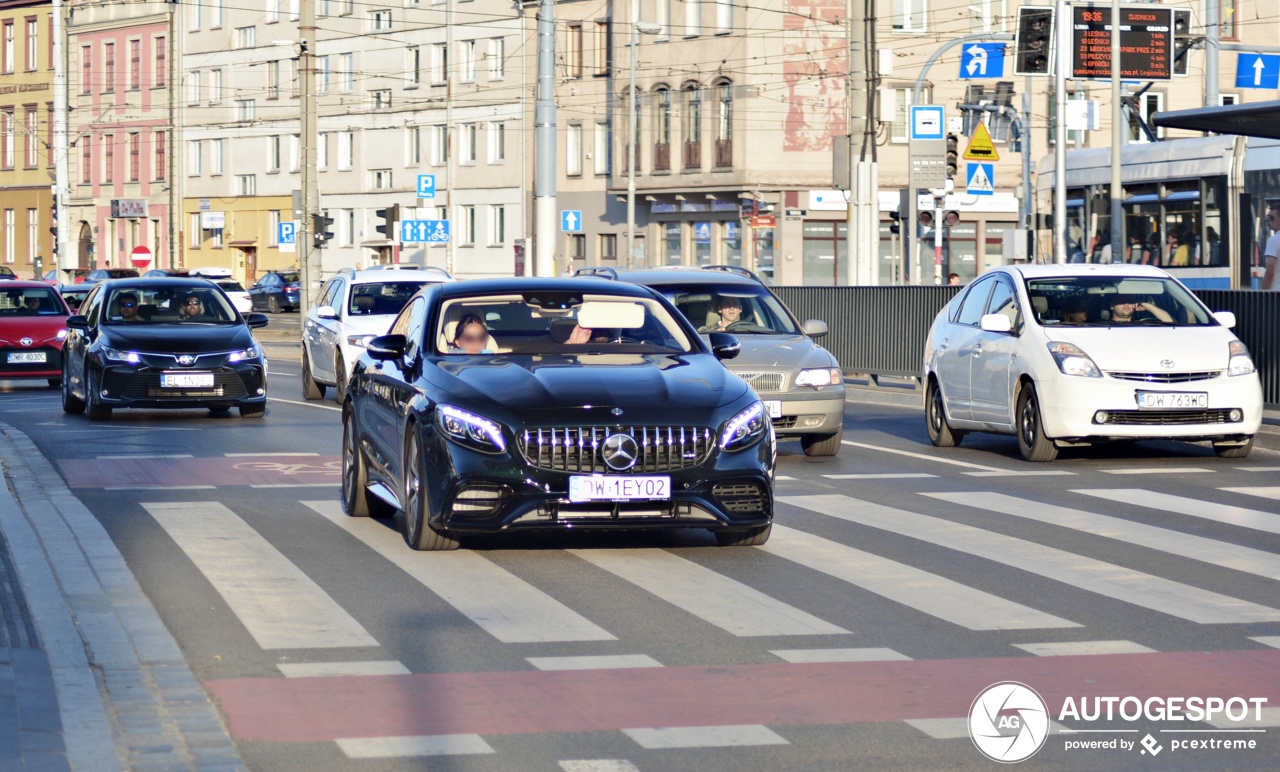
[0,0,53,277]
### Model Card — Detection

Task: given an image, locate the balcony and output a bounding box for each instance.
[653,142,670,172]
[714,139,732,168]
[683,141,701,170]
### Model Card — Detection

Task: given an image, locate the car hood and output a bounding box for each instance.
[345,315,399,336]
[99,323,256,353]
[0,316,69,344]
[431,354,749,416]
[712,333,838,369]
[1044,325,1236,372]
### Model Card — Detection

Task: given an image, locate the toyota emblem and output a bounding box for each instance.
[611,407,624,416]
[19,337,32,347]
[601,433,639,471]
[1160,359,1175,369]
[177,355,196,366]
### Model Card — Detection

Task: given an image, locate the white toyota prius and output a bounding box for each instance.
[922,264,1262,461]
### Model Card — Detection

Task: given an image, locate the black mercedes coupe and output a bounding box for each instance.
[61,278,270,420]
[342,277,775,551]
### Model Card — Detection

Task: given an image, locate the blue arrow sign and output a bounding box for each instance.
[960,43,1006,79]
[416,174,436,199]
[277,221,296,245]
[1236,53,1280,90]
[400,219,450,243]
[423,220,450,243]
[965,162,995,196]
[561,210,582,232]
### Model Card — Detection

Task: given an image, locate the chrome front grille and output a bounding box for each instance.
[1107,371,1222,383]
[519,426,714,473]
[1100,409,1236,425]
[735,371,785,393]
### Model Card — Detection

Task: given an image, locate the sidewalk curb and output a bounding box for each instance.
[0,423,247,771]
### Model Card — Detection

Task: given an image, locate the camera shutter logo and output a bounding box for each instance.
[969,681,1050,763]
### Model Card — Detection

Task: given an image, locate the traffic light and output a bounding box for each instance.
[919,210,934,228]
[1014,6,1054,76]
[49,198,58,258]
[312,212,335,248]
[888,210,901,235]
[374,204,400,240]
[945,134,959,180]
[1172,8,1192,77]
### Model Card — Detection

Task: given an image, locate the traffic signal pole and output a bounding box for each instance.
[299,0,319,309]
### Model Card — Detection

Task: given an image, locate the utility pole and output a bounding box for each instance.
[52,0,70,271]
[1053,0,1068,263]
[298,0,319,309]
[444,0,454,275]
[167,0,180,269]
[534,0,556,276]
[844,0,878,285]
[1204,0,1219,106]
[1109,0,1122,263]
[1022,78,1033,261]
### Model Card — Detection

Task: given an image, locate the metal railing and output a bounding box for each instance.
[771,286,1280,405]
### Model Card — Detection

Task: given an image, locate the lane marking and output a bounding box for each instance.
[143,502,379,649]
[930,491,1280,581]
[1076,489,1280,536]
[306,500,615,643]
[97,453,195,459]
[770,647,911,664]
[964,470,1077,477]
[225,452,320,457]
[526,655,662,671]
[1251,636,1280,649]
[559,762,640,772]
[775,475,796,481]
[782,494,1280,624]
[268,396,341,411]
[1206,707,1280,729]
[1221,486,1280,504]
[250,483,336,489]
[761,525,1077,631]
[336,734,494,758]
[104,485,217,491]
[823,473,938,480]
[1101,467,1212,475]
[568,547,849,637]
[622,724,789,749]
[278,661,410,678]
[1013,640,1156,657]
[1238,467,1280,472]
[840,439,1009,472]
[907,718,1071,739]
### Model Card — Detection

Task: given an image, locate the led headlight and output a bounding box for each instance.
[795,368,842,388]
[721,401,767,451]
[1228,340,1255,376]
[228,344,262,363]
[101,346,140,364]
[56,329,68,340]
[437,404,506,453]
[1046,341,1101,378]
[347,334,377,348]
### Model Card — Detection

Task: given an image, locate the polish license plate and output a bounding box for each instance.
[763,400,782,418]
[7,351,46,363]
[569,475,670,503]
[1136,391,1207,409]
[161,371,215,389]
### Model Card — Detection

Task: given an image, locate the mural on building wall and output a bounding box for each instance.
[783,0,847,152]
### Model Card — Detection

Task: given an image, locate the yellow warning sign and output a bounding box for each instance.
[963,123,1000,162]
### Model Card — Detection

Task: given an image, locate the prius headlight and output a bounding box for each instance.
[228,344,262,363]
[1229,340,1255,376]
[721,401,767,451]
[101,346,140,364]
[437,404,506,453]
[1047,341,1101,378]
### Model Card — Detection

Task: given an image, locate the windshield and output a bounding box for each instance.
[276,273,300,284]
[216,280,246,293]
[657,285,799,334]
[350,281,425,316]
[435,292,694,355]
[0,287,64,315]
[103,284,241,325]
[1026,276,1213,327]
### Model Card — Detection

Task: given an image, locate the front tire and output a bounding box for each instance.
[714,523,772,546]
[925,378,965,447]
[84,371,111,421]
[801,425,843,457]
[61,365,84,415]
[301,349,325,400]
[342,406,393,518]
[403,430,459,551]
[334,355,348,403]
[268,295,281,314]
[1213,437,1254,459]
[1016,382,1058,462]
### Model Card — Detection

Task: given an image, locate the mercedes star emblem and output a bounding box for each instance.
[19,337,32,347]
[601,433,639,471]
[178,355,196,366]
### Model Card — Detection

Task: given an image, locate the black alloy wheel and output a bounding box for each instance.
[402,430,459,551]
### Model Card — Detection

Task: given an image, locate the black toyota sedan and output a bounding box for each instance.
[61,278,270,420]
[342,277,775,551]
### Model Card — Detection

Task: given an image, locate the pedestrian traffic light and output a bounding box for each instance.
[312,212,335,248]
[1172,8,1192,77]
[888,210,901,235]
[945,134,959,180]
[1014,6,1054,76]
[919,210,934,227]
[374,204,400,240]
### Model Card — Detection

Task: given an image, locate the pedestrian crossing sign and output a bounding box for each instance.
[966,163,995,196]
[963,123,1000,162]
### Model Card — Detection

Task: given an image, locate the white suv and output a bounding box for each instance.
[302,267,451,401]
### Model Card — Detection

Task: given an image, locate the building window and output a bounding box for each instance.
[0,111,12,169]
[488,205,505,245]
[892,0,927,33]
[460,39,476,82]
[317,56,330,94]
[102,133,114,182]
[1132,92,1165,143]
[238,174,256,195]
[594,22,610,75]
[81,138,92,183]
[487,37,504,79]
[371,169,392,189]
[407,126,422,165]
[338,131,353,170]
[431,124,447,165]
[237,99,255,121]
[155,131,166,181]
[431,43,447,84]
[187,69,200,103]
[341,0,354,15]
[267,0,281,23]
[24,107,37,168]
[289,134,299,172]
[268,135,281,171]
[2,22,12,74]
[715,81,732,167]
[26,18,38,71]
[103,42,115,91]
[488,121,505,163]
[565,24,582,78]
[211,0,223,28]
[890,86,929,142]
[189,1,201,31]
[155,36,166,87]
[568,234,586,267]
[600,234,618,262]
[26,209,36,262]
[236,26,256,49]
[407,46,421,87]
[211,138,223,175]
[682,84,701,170]
[81,45,91,94]
[684,0,701,36]
[340,53,353,91]
[3,210,12,263]
[461,123,477,164]
[567,123,582,176]
[267,60,280,99]
[188,139,201,176]
[318,132,329,169]
[715,0,733,34]
[460,205,476,246]
[594,120,610,175]
[210,69,223,103]
[654,87,671,171]
[268,210,280,246]
[129,39,140,89]
[370,10,392,31]
[1220,0,1237,40]
[128,133,139,181]
[371,89,391,111]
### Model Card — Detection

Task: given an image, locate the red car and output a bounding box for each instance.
[0,281,72,387]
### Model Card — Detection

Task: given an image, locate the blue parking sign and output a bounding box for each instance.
[417,174,436,199]
[277,221,296,245]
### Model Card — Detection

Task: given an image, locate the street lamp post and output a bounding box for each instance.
[626,20,662,269]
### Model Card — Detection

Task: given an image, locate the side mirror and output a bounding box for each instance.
[367,334,408,361]
[244,313,270,329]
[979,313,1013,334]
[65,315,89,330]
[315,305,339,320]
[801,319,828,338]
[707,332,740,361]
[1213,311,1236,329]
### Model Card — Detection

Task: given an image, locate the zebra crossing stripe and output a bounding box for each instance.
[1076,489,1280,536]
[568,548,849,637]
[622,724,789,749]
[142,502,379,650]
[1012,641,1156,657]
[929,492,1280,581]
[305,501,615,643]
[336,734,494,758]
[780,494,1280,624]
[770,648,911,663]
[761,526,1078,631]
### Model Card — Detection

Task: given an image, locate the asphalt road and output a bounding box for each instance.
[1,345,1278,771]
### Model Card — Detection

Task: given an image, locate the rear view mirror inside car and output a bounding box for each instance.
[577,301,645,330]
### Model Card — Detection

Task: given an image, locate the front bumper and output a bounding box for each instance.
[1036,372,1263,442]
[760,388,846,436]
[0,346,63,379]
[96,362,267,409]
[424,430,774,534]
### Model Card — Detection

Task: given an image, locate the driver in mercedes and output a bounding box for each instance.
[701,296,745,332]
